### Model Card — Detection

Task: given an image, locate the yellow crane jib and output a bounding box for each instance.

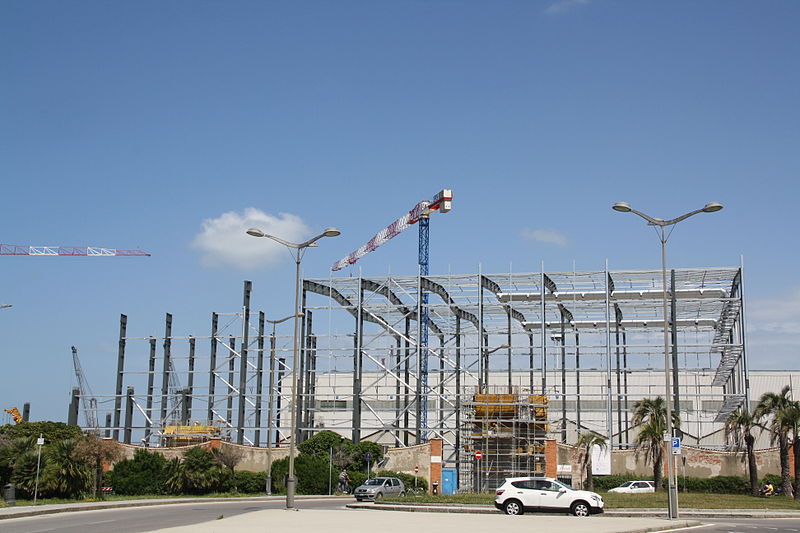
[4,407,22,424]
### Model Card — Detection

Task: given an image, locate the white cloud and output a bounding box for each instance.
[191,208,311,270]
[746,287,800,368]
[545,0,591,14]
[521,228,569,247]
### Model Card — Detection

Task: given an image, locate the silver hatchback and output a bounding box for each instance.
[354,477,405,501]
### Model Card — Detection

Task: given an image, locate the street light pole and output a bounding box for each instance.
[612,201,722,520]
[247,226,341,510]
[264,313,301,497]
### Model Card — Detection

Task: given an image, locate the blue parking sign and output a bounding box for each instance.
[672,437,680,448]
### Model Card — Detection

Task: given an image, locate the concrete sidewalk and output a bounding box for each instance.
[140,507,702,533]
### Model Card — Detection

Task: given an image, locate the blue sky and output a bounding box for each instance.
[1,1,798,423]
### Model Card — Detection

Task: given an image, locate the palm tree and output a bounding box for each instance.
[755,386,794,498]
[575,431,607,491]
[782,403,800,500]
[632,397,679,492]
[724,409,759,496]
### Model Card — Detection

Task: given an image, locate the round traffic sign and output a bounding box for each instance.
[475,451,482,460]
[414,466,419,473]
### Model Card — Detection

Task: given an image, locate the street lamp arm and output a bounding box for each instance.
[625,207,665,226]
[661,208,707,226]
[267,313,303,325]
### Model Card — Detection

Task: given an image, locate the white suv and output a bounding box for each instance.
[494,477,604,516]
[608,480,655,494]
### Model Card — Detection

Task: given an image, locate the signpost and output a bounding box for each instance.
[672,437,681,455]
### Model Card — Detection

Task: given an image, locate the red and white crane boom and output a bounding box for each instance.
[331,189,451,271]
[1,244,150,257]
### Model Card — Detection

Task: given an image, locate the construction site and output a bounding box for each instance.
[62,263,750,490]
[53,191,755,491]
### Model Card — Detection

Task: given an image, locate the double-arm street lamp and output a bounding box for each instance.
[246,226,341,509]
[612,201,722,519]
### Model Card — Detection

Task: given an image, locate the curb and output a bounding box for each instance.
[0,495,347,520]
[352,502,800,519]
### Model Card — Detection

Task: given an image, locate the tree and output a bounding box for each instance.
[41,438,92,499]
[0,421,82,443]
[724,409,759,496]
[179,447,229,494]
[632,397,679,492]
[575,431,607,492]
[73,433,123,498]
[297,430,345,459]
[755,386,794,498]
[782,403,800,500]
[211,444,244,473]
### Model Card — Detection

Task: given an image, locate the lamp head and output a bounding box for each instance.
[702,202,724,213]
[612,202,632,213]
[322,227,341,238]
[246,228,266,238]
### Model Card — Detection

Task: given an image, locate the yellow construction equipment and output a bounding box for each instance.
[162,424,221,447]
[3,407,22,424]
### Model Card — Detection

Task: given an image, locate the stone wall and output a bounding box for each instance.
[383,442,431,481]
[556,442,786,488]
[116,440,289,471]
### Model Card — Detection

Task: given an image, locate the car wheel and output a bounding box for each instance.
[375,492,383,500]
[399,491,406,497]
[571,501,590,517]
[503,499,523,515]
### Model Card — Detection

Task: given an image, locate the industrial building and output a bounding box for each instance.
[69,264,764,490]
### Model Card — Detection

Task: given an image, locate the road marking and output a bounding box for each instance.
[85,519,116,525]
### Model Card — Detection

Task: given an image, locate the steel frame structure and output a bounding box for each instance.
[73,265,748,489]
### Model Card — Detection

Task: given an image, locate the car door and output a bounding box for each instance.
[509,480,539,508]
[632,482,649,493]
[535,480,566,510]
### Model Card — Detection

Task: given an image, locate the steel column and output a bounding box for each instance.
[112,314,127,440]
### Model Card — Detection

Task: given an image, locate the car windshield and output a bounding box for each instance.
[365,478,386,486]
[556,481,572,490]
[619,481,634,487]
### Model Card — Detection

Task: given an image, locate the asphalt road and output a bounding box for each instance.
[0,497,351,533]
[694,519,800,533]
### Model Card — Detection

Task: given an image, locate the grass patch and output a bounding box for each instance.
[385,492,800,510]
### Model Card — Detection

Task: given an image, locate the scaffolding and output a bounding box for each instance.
[73,264,750,490]
[464,391,549,490]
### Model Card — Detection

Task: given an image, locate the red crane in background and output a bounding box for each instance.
[1,244,150,257]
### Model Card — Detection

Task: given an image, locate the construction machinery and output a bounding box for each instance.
[331,189,452,440]
[70,346,99,431]
[1,244,149,257]
[3,407,22,424]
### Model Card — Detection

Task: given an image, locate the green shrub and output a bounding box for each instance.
[347,470,367,490]
[231,470,267,493]
[107,449,171,495]
[270,454,336,495]
[596,474,752,494]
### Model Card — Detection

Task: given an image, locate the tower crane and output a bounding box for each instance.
[71,346,99,432]
[1,244,150,257]
[331,189,452,441]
